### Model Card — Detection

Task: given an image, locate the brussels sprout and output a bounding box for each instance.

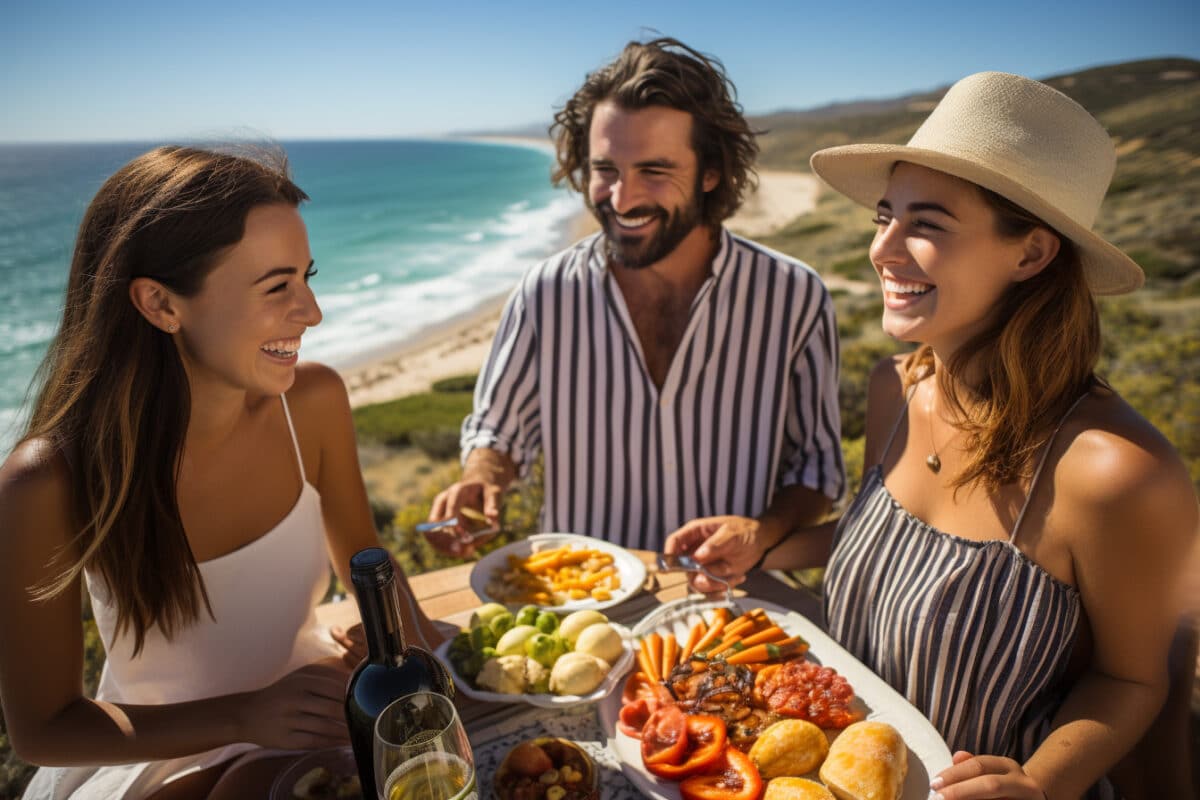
[469,602,511,630]
[480,646,497,661]
[459,652,483,680]
[448,631,472,658]
[495,624,540,657]
[515,605,540,627]
[489,612,516,637]
[469,624,498,651]
[534,611,559,634]
[525,632,567,668]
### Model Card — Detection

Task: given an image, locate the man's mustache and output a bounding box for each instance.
[595,200,666,222]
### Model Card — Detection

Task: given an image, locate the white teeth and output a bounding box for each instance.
[884,278,934,295]
[615,215,653,229]
[261,337,301,357]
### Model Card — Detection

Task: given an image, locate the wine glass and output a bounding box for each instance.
[373,692,476,800]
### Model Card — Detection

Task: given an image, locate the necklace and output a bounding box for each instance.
[924,382,944,473]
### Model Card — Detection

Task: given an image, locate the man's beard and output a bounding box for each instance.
[594,185,705,270]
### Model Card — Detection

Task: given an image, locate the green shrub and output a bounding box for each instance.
[432,374,478,394]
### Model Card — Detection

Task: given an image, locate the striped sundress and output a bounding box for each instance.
[824,391,1120,799]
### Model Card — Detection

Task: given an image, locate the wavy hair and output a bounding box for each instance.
[24,145,307,654]
[550,36,759,229]
[901,187,1104,491]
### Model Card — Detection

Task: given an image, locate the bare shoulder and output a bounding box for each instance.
[1056,390,1197,548]
[0,438,72,515]
[0,438,76,558]
[282,361,354,446]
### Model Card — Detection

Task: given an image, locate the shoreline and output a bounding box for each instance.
[340,169,820,408]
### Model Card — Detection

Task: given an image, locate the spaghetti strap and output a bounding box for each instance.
[1009,393,1090,544]
[877,384,918,467]
[280,394,306,484]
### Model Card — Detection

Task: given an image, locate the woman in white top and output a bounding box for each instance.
[0,146,441,799]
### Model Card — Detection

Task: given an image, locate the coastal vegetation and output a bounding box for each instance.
[2,57,1196,798]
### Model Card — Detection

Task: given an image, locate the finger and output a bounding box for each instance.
[330,625,353,649]
[951,750,974,765]
[429,489,450,522]
[665,518,722,555]
[424,528,460,556]
[483,485,502,524]
[692,523,741,561]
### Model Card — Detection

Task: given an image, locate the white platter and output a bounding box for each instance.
[598,598,953,799]
[469,532,647,612]
[436,622,636,709]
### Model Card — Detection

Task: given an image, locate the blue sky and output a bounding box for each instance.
[1,0,1196,142]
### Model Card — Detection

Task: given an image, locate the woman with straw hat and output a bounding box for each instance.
[667,72,1197,798]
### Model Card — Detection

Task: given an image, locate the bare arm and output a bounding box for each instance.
[0,443,347,766]
[292,364,443,649]
[935,414,1199,800]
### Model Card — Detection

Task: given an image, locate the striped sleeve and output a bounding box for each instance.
[779,282,845,501]
[460,280,541,472]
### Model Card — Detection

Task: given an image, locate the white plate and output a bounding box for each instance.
[469,533,647,612]
[599,598,953,800]
[436,622,636,709]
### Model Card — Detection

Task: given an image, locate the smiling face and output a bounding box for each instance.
[587,100,719,269]
[172,202,321,397]
[869,162,1049,354]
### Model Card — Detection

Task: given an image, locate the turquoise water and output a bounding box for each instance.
[0,139,577,457]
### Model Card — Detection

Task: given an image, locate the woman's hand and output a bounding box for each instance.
[331,623,367,668]
[663,516,765,594]
[930,751,1047,799]
[235,659,352,751]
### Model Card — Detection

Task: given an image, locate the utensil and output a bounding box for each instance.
[656,552,737,607]
[414,518,498,542]
[374,691,477,800]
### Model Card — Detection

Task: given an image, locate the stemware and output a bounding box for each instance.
[373,692,476,800]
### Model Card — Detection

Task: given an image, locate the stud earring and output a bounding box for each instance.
[167,323,179,333]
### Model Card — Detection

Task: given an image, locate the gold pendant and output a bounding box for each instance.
[926,453,941,473]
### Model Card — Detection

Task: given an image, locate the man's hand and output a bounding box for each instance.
[664,515,766,594]
[426,478,502,558]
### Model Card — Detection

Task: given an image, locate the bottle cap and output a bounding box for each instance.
[350,546,394,588]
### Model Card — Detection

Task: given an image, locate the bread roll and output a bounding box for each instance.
[763,777,837,800]
[818,720,907,800]
[748,719,829,778]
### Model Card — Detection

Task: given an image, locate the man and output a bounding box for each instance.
[427,37,844,563]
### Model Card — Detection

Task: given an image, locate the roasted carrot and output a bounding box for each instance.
[680,622,705,661]
[638,639,659,681]
[724,635,808,665]
[645,633,663,680]
[662,634,679,676]
[691,617,726,656]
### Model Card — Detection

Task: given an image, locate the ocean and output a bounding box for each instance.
[0,139,579,458]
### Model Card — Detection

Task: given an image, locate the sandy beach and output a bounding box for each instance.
[341,169,822,407]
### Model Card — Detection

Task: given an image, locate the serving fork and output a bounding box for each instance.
[656,552,739,608]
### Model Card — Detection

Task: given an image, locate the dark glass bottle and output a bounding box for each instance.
[344,547,454,795]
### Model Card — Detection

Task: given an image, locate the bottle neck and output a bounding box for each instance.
[354,575,408,665]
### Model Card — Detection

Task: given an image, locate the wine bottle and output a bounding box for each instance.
[344,547,454,795]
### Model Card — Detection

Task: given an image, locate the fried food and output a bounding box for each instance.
[487,545,621,605]
[763,777,837,800]
[818,720,907,800]
[748,719,830,778]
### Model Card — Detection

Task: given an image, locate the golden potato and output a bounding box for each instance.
[763,777,837,800]
[748,719,829,778]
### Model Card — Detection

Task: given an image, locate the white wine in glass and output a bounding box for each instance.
[374,692,476,800]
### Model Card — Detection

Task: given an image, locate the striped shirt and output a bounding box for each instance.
[824,390,1118,799]
[462,229,845,550]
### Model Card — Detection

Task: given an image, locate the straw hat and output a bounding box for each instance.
[809,71,1143,295]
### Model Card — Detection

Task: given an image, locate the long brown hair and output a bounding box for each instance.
[900,187,1103,490]
[549,36,759,229]
[24,145,307,654]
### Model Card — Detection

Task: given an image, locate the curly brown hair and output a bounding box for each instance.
[550,37,759,229]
